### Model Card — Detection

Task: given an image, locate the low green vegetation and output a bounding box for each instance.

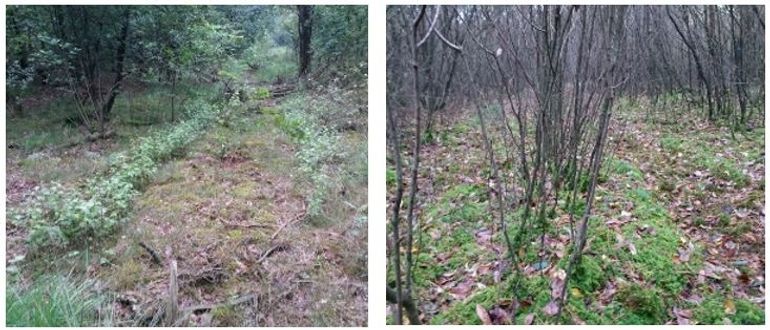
[8,4,368,327]
[692,295,764,325]
[427,145,714,325]
[660,135,684,153]
[6,275,112,327]
[271,92,367,226]
[609,159,644,182]
[425,184,488,224]
[12,99,227,252]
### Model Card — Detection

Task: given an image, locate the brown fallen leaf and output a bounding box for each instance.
[571,313,587,325]
[488,306,512,325]
[673,307,692,325]
[448,280,474,300]
[598,281,618,305]
[524,313,535,325]
[636,224,656,236]
[554,242,566,258]
[476,304,492,325]
[678,247,691,262]
[628,242,637,255]
[543,300,559,316]
[475,229,493,244]
[550,269,567,299]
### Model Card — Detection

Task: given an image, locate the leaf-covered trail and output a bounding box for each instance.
[390,101,764,325]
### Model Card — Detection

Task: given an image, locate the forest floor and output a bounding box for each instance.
[388,99,764,325]
[6,77,368,326]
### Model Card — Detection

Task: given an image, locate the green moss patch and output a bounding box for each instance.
[425,184,488,224]
[692,295,765,325]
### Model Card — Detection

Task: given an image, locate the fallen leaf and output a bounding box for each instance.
[678,247,691,262]
[448,281,474,300]
[475,229,493,244]
[477,263,493,276]
[605,219,624,227]
[724,298,736,315]
[620,210,632,218]
[683,293,703,304]
[636,224,655,236]
[598,281,618,304]
[571,287,583,299]
[554,242,566,258]
[476,304,492,325]
[615,233,626,247]
[628,242,637,255]
[550,269,567,298]
[524,313,535,325]
[673,307,692,325]
[488,306,511,324]
[542,301,559,316]
[571,313,586,325]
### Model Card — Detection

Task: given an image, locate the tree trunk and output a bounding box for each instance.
[386,286,421,325]
[99,8,131,134]
[297,5,313,78]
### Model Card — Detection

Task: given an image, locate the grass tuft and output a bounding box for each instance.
[6,275,112,327]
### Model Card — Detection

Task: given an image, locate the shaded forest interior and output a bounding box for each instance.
[6,5,367,327]
[387,5,764,325]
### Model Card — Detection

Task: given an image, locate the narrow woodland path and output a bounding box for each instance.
[100,96,367,326]
[6,85,368,327]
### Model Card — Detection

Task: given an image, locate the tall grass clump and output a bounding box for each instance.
[6,275,112,327]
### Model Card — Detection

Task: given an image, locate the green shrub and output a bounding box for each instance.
[273,95,346,220]
[254,87,271,100]
[14,99,224,252]
[610,159,644,182]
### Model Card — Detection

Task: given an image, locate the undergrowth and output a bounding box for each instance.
[6,274,113,327]
[12,98,231,252]
[272,92,365,224]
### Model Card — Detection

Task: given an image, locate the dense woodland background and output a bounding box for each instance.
[6,5,366,134]
[6,5,368,327]
[387,5,764,325]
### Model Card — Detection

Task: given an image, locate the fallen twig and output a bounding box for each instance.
[138,242,163,265]
[257,242,290,263]
[171,294,257,326]
[219,218,273,229]
[186,294,257,312]
[270,202,307,241]
[166,259,179,326]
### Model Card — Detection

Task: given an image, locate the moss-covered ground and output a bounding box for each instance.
[387,98,764,325]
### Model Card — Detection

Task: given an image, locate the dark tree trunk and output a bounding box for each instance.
[100,8,131,131]
[386,286,421,325]
[297,5,313,78]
